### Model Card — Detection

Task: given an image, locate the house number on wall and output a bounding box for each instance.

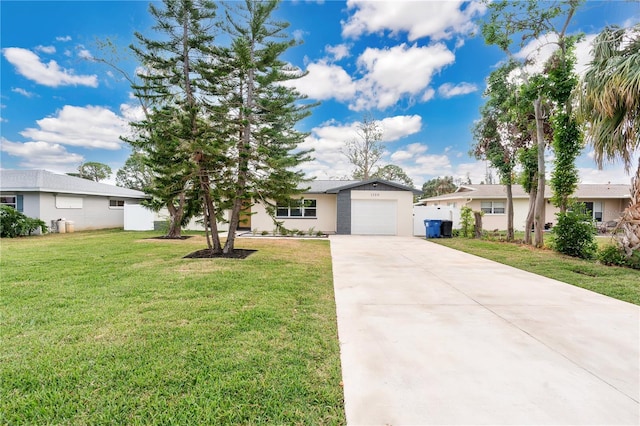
[370,192,380,197]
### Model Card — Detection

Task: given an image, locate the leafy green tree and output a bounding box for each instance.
[518,145,539,244]
[575,25,640,258]
[373,164,413,187]
[67,162,112,182]
[548,40,582,213]
[481,0,582,247]
[344,113,384,180]
[115,152,154,191]
[421,176,457,198]
[473,60,530,241]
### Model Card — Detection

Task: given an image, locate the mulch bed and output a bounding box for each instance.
[183,248,257,259]
[148,236,193,240]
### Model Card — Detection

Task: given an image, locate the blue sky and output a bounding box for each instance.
[1,1,639,188]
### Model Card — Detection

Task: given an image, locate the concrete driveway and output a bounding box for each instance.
[329,235,639,425]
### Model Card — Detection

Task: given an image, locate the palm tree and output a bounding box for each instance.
[575,25,640,257]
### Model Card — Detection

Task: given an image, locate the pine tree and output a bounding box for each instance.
[214,0,314,253]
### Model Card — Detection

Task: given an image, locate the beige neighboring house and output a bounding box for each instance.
[417,184,631,231]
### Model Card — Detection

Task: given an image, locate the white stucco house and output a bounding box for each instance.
[417,183,631,231]
[251,179,421,236]
[0,169,147,231]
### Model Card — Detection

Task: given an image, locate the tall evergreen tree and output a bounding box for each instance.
[215,0,314,253]
[127,0,220,240]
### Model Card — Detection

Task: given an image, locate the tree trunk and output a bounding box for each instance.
[474,211,483,238]
[197,162,221,254]
[506,182,514,242]
[534,97,546,248]
[165,193,185,239]
[617,159,640,257]
[524,187,537,245]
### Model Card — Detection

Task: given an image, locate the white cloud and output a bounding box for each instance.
[1,138,84,171]
[342,0,486,41]
[352,43,455,110]
[291,42,453,110]
[292,29,306,42]
[422,88,436,102]
[20,105,129,150]
[35,45,56,54]
[12,87,36,98]
[325,43,350,60]
[2,47,98,87]
[379,115,422,142]
[292,61,357,101]
[78,49,93,60]
[56,35,72,42]
[438,82,478,98]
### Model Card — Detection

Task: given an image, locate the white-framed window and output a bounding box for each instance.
[481,201,505,214]
[109,199,125,209]
[584,201,603,222]
[1,195,17,209]
[276,199,317,218]
[447,202,457,208]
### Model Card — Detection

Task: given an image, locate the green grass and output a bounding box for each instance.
[432,236,640,306]
[0,230,345,425]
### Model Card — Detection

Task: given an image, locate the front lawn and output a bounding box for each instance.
[432,236,640,306]
[0,230,345,425]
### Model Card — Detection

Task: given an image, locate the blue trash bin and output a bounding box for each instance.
[424,219,442,238]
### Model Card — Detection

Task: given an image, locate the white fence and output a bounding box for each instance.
[413,205,461,236]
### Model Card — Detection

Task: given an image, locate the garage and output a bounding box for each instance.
[351,199,397,235]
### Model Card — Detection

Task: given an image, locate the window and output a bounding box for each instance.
[447,202,457,208]
[1,195,17,209]
[109,199,125,208]
[276,199,316,218]
[481,201,505,214]
[584,202,603,222]
[56,195,83,209]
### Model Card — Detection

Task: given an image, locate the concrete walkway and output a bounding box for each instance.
[329,235,639,425]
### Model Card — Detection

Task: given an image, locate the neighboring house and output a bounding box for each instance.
[417,184,631,231]
[251,179,421,236]
[1,169,147,231]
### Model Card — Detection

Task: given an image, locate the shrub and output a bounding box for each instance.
[550,203,597,259]
[597,244,628,267]
[459,206,474,238]
[0,205,48,238]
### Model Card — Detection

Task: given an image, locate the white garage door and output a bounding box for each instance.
[351,199,397,235]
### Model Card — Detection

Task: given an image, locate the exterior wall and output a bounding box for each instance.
[350,190,414,237]
[38,193,126,231]
[251,194,338,234]
[336,190,351,235]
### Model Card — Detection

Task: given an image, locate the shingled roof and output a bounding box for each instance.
[0,170,146,198]
[421,184,631,202]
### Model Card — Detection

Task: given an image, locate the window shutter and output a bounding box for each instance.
[17,195,24,212]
